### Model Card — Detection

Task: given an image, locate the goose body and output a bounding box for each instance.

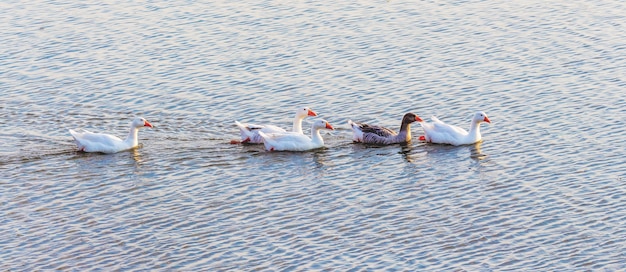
[419,111,491,146]
[348,113,423,145]
[69,117,153,153]
[235,107,317,143]
[259,119,334,151]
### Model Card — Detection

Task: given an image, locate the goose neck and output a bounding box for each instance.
[468,120,481,137]
[125,125,140,147]
[400,123,412,141]
[311,128,324,145]
[292,115,305,134]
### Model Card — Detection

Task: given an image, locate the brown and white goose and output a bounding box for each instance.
[348,113,423,145]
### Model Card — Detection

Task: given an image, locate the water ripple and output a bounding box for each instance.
[2,0,626,270]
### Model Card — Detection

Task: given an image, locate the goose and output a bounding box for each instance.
[69,117,153,153]
[235,107,317,143]
[259,119,334,151]
[418,111,491,146]
[348,113,423,145]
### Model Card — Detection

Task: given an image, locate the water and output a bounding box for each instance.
[2,0,626,270]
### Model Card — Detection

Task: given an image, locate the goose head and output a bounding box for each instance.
[132,117,153,128]
[473,112,491,124]
[296,107,318,118]
[313,119,334,130]
[402,112,423,124]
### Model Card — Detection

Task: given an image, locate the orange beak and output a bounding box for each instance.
[144,121,153,128]
[325,122,334,130]
[308,109,318,117]
[415,116,423,122]
[483,116,491,123]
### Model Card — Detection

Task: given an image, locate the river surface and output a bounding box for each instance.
[2,0,626,270]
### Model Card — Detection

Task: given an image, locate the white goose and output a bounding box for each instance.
[69,117,153,153]
[235,107,317,144]
[348,113,423,145]
[418,111,491,146]
[258,119,334,151]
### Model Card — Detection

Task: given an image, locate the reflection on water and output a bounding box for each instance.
[129,146,143,163]
[470,141,487,160]
[399,142,416,163]
[311,149,329,169]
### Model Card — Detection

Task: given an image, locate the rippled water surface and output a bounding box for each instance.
[2,0,626,270]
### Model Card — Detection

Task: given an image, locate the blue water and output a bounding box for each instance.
[1,0,626,270]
